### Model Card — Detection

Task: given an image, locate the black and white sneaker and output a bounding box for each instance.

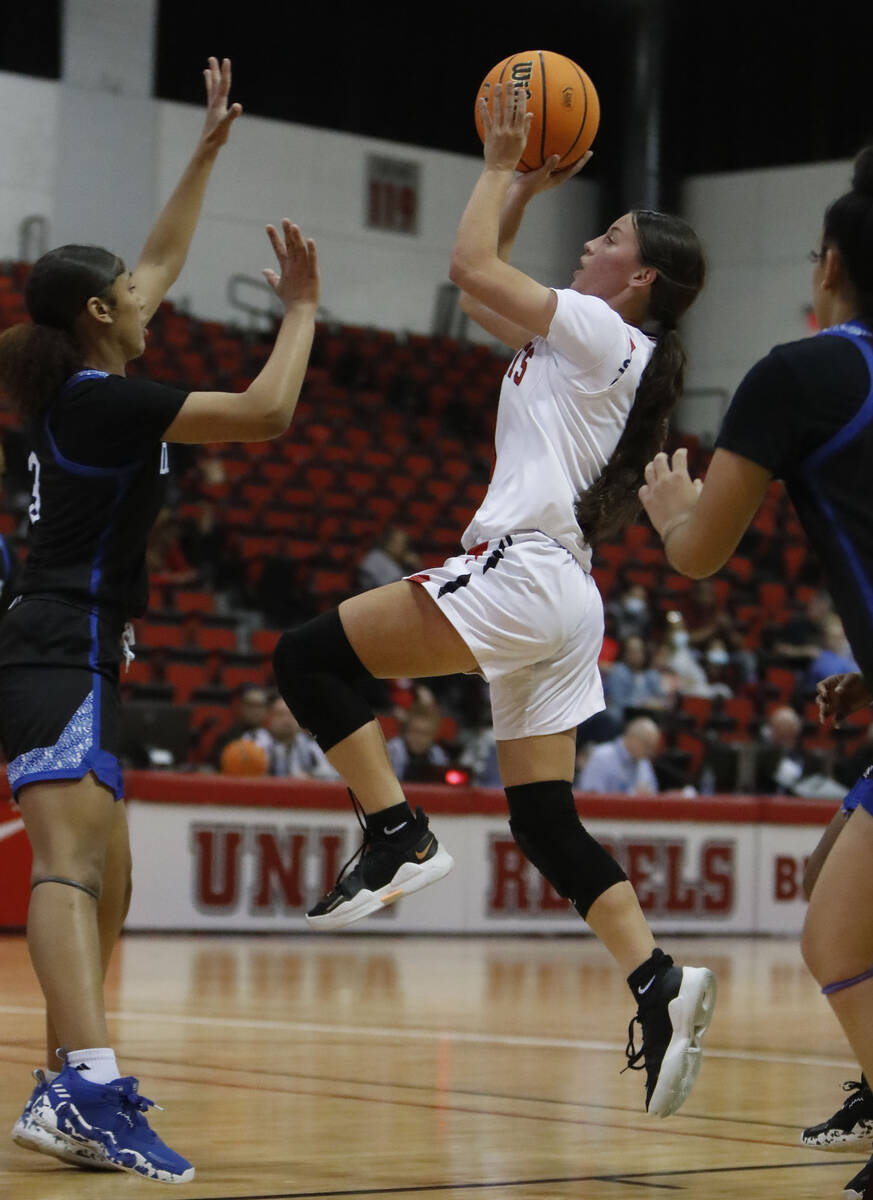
[624,952,717,1117]
[306,805,454,931]
[802,1076,873,1150]
[844,1150,873,1199]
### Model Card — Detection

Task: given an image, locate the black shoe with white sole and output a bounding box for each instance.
[802,1076,873,1151]
[624,950,717,1117]
[306,805,453,930]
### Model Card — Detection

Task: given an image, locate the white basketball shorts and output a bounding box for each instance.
[407,531,605,740]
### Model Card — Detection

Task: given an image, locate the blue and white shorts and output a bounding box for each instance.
[409,531,605,740]
[0,597,124,799]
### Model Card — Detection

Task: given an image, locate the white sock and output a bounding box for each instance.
[65,1047,120,1084]
[43,1068,59,1083]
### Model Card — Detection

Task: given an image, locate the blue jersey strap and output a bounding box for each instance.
[58,369,109,398]
[803,323,873,471]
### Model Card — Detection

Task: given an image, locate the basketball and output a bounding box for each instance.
[219,737,269,776]
[474,50,600,173]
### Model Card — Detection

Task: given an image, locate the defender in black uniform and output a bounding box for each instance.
[639,144,873,1200]
[1,58,320,1184]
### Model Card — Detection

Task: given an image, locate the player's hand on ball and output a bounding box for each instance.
[513,150,593,198]
[263,219,320,311]
[638,448,703,540]
[479,82,532,172]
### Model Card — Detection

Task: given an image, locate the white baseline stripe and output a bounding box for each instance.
[0,818,24,841]
[0,1004,854,1070]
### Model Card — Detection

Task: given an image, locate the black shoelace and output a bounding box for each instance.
[328,790,373,893]
[622,1013,648,1075]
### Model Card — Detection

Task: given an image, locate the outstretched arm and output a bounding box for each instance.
[133,57,242,322]
[164,219,319,444]
[638,447,772,578]
[460,151,592,347]
[449,83,563,339]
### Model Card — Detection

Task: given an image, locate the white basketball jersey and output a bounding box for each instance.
[462,289,654,572]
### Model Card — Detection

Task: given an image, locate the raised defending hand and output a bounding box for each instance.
[638,448,704,540]
[200,56,242,150]
[479,82,532,172]
[816,672,873,726]
[263,219,320,312]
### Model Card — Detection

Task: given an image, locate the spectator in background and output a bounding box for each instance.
[180,497,244,600]
[606,581,653,643]
[212,683,272,767]
[577,716,662,795]
[681,578,756,684]
[805,613,859,690]
[698,639,736,700]
[597,606,620,676]
[356,527,420,591]
[771,589,835,667]
[603,634,668,725]
[266,695,339,779]
[663,609,709,695]
[753,705,824,795]
[146,506,198,587]
[386,702,449,783]
[253,536,320,628]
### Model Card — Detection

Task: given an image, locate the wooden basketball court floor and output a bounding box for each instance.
[0,930,867,1199]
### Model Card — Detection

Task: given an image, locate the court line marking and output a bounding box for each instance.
[0,1004,856,1070]
[0,1047,834,1154]
[138,1158,858,1199]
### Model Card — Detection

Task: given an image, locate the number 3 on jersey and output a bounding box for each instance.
[27,451,41,523]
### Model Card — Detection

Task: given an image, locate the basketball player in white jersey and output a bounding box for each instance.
[274,82,715,1118]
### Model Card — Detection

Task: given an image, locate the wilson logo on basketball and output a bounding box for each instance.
[561,86,574,108]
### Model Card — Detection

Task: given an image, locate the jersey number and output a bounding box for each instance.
[27,452,41,523]
[507,341,535,385]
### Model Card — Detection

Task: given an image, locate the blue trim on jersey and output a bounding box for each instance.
[805,324,873,470]
[59,369,110,395]
[799,322,873,625]
[0,535,11,579]
[42,370,138,762]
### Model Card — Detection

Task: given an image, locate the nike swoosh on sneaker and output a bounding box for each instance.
[384,821,408,835]
[415,839,435,860]
[636,976,656,995]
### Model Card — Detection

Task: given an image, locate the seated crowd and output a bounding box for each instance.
[0,287,867,798]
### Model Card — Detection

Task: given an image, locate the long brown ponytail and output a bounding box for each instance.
[574,210,706,546]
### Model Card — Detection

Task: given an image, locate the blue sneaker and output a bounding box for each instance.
[32,1064,194,1183]
[11,1069,115,1169]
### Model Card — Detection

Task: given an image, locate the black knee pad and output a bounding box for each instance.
[506,780,627,919]
[273,609,375,752]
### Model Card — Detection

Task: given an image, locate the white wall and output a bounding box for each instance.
[0,69,597,341]
[0,55,858,422]
[679,158,855,441]
[155,104,596,337]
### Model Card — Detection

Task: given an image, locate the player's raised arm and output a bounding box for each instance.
[163,219,319,444]
[132,56,242,322]
[449,82,558,340]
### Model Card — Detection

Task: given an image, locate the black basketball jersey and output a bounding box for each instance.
[17,370,188,619]
[717,321,873,682]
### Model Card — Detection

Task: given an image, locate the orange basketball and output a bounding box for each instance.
[219,737,269,777]
[474,50,600,173]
